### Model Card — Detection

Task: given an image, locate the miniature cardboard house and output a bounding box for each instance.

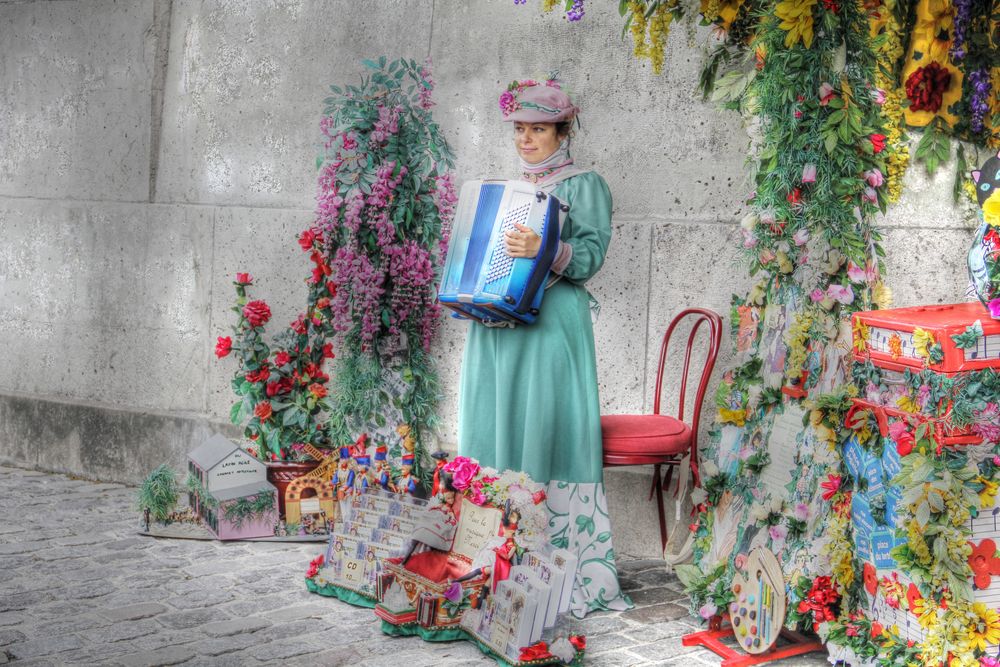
[187,434,277,540]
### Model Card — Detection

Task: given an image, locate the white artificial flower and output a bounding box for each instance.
[549,638,576,664]
[701,459,720,478]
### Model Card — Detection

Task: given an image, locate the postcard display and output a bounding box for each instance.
[305,458,585,667]
[832,303,1000,664]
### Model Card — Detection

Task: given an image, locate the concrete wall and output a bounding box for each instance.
[0,0,976,558]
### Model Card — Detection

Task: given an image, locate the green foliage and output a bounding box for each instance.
[136,464,180,522]
[186,473,218,509]
[913,117,951,176]
[950,320,984,350]
[222,492,275,529]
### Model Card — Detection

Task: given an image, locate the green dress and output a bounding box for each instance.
[458,171,632,617]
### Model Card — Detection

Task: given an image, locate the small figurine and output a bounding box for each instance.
[394,454,418,495]
[373,445,392,490]
[397,423,415,453]
[431,450,450,496]
[454,502,523,593]
[401,471,459,564]
[331,445,353,501]
[353,451,372,494]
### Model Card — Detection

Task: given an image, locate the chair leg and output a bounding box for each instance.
[648,463,661,501]
[663,464,675,497]
[654,466,668,552]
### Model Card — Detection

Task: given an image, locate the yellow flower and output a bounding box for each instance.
[718,407,747,427]
[967,603,1000,652]
[981,477,999,508]
[949,653,978,667]
[774,0,818,49]
[853,319,869,354]
[701,0,744,31]
[912,327,936,360]
[896,394,920,413]
[984,191,1000,228]
[913,0,954,43]
[873,281,894,310]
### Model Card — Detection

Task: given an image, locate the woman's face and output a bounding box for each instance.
[514,122,563,164]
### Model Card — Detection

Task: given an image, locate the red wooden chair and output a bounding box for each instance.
[601,308,723,551]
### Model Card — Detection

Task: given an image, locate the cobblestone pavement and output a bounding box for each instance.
[0,466,831,666]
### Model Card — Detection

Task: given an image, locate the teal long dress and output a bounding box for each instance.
[458,171,632,617]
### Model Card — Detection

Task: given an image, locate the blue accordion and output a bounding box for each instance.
[438,179,564,326]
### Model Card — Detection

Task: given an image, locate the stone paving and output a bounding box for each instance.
[0,466,831,666]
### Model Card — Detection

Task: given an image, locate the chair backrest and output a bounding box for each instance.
[652,308,723,482]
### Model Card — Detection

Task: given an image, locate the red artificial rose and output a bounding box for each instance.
[274,351,291,367]
[308,383,327,399]
[786,187,803,206]
[291,314,307,334]
[215,336,232,358]
[905,62,952,113]
[871,622,883,637]
[322,343,335,359]
[245,365,270,384]
[863,562,878,596]
[821,0,839,12]
[568,635,586,651]
[869,134,887,154]
[304,362,321,379]
[235,272,252,285]
[895,430,914,457]
[326,281,337,296]
[316,297,330,310]
[254,401,273,421]
[518,642,552,662]
[985,227,1000,250]
[299,229,318,251]
[243,300,272,327]
[265,378,292,397]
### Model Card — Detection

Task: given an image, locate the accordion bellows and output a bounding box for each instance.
[438,179,564,326]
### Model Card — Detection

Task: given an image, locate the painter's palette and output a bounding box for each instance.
[728,547,785,655]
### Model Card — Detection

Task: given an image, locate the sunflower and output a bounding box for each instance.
[967,602,1000,652]
[774,0,818,49]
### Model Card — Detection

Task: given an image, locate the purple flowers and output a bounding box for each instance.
[969,69,991,135]
[950,0,972,60]
[566,0,585,21]
[315,58,452,355]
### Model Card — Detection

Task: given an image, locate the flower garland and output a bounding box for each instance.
[316,57,456,480]
[521,0,998,193]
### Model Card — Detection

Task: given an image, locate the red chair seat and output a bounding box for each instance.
[601,414,691,456]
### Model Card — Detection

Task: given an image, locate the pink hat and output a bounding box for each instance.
[499,78,579,123]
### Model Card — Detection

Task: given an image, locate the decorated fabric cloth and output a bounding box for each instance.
[459,171,630,616]
[546,481,632,617]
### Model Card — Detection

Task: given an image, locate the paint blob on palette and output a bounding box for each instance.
[728,547,786,655]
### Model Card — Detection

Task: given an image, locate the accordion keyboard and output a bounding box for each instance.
[485,202,532,284]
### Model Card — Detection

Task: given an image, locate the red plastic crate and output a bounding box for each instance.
[853,302,1000,375]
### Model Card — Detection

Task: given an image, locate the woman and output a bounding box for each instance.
[458,78,632,617]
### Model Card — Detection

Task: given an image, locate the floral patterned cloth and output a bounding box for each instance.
[546,480,633,618]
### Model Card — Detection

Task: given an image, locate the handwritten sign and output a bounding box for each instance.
[208,450,265,491]
[452,502,502,560]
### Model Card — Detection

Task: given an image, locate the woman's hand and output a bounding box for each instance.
[505,223,541,258]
